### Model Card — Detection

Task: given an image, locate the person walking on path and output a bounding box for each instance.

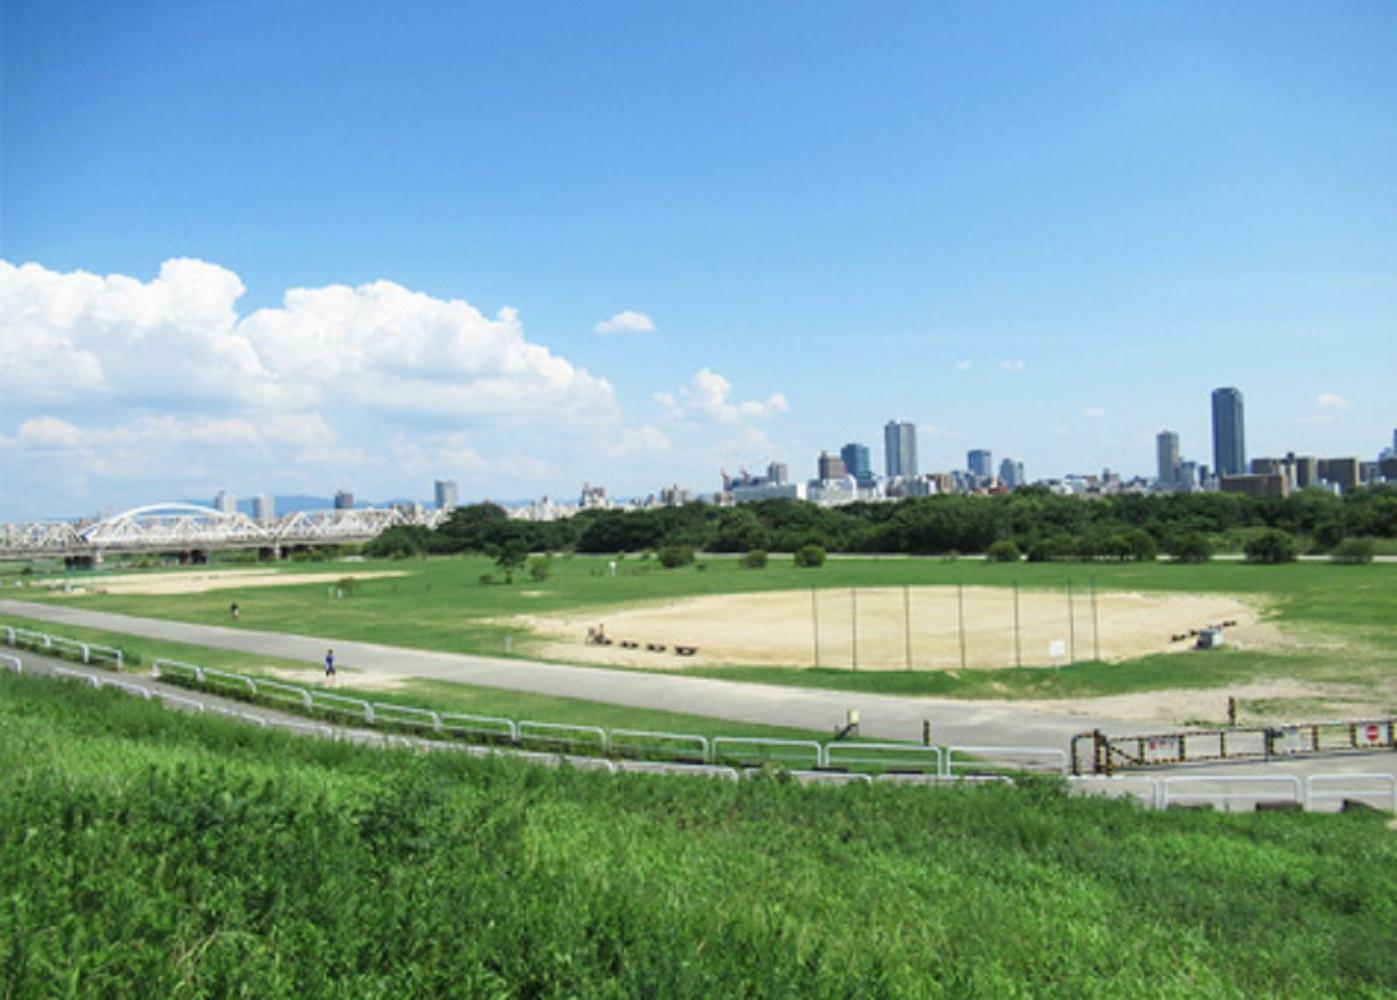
[324,648,336,685]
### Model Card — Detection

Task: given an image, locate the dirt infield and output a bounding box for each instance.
[518,585,1275,671]
[45,568,406,596]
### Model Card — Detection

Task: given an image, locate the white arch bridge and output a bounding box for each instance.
[0,503,449,563]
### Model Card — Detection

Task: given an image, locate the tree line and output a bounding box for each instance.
[366,485,1397,560]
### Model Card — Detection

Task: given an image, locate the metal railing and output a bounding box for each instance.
[1159,775,1304,811]
[947,745,1068,777]
[1305,773,1396,812]
[825,742,943,776]
[711,737,824,770]
[519,720,609,755]
[609,728,710,764]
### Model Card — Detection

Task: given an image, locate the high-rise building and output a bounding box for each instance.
[1211,387,1246,478]
[998,458,1024,488]
[253,494,275,525]
[434,479,459,511]
[1317,457,1360,492]
[1291,454,1319,489]
[884,420,918,480]
[333,490,355,510]
[817,451,848,481]
[967,449,992,481]
[840,443,873,486]
[766,461,789,485]
[213,490,237,515]
[1156,431,1181,485]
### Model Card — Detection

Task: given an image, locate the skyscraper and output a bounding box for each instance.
[334,490,355,510]
[434,479,459,511]
[840,443,873,486]
[213,490,236,515]
[1211,387,1246,478]
[817,451,847,481]
[1156,431,1181,485]
[253,494,275,525]
[998,458,1024,488]
[884,420,918,480]
[967,449,992,481]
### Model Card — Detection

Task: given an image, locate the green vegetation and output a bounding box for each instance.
[986,539,1021,562]
[2,670,1394,995]
[1245,529,1300,564]
[365,487,1397,561]
[794,543,826,568]
[0,613,822,742]
[1332,537,1377,565]
[743,548,768,569]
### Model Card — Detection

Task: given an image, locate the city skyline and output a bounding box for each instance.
[3,2,1395,520]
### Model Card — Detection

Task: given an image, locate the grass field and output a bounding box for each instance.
[9,553,1396,709]
[3,668,1395,995]
[0,612,827,743]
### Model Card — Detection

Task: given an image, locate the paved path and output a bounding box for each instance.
[2,598,1130,749]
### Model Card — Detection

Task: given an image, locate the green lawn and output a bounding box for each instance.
[10,553,1397,702]
[2,668,1394,996]
[0,611,826,743]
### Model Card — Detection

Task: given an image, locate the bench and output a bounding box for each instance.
[674,645,698,656]
[645,643,667,653]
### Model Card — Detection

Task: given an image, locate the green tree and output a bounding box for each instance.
[985,539,1021,562]
[794,544,826,568]
[1330,537,1376,565]
[658,545,695,569]
[528,554,554,582]
[1165,532,1213,563]
[491,538,530,583]
[1244,529,1298,564]
[743,549,769,569]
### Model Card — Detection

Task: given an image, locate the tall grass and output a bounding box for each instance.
[2,670,1394,995]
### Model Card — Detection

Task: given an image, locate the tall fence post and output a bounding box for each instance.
[1091,576,1100,662]
[1067,579,1076,664]
[903,584,912,671]
[850,588,858,671]
[957,583,967,670]
[1013,581,1022,668]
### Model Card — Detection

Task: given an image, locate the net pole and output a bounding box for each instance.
[811,587,820,668]
[903,584,912,671]
[957,583,967,670]
[1067,578,1076,664]
[1091,577,1100,662]
[1013,581,1022,668]
[851,587,858,671]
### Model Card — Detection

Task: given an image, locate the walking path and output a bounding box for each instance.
[2,598,1126,747]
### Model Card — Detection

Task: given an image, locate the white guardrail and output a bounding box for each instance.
[6,629,1396,813]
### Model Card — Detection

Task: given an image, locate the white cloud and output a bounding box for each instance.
[593,310,656,335]
[954,359,973,372]
[604,425,671,458]
[0,258,619,426]
[661,368,788,423]
[1000,359,1027,372]
[1082,407,1106,419]
[1316,392,1349,410]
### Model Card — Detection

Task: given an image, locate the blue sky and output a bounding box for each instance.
[2,0,1394,519]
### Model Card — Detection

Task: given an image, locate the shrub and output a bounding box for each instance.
[744,549,769,569]
[336,577,360,596]
[528,555,554,582]
[1244,529,1298,564]
[794,544,826,568]
[1027,535,1075,562]
[1330,537,1376,565]
[1166,532,1213,563]
[985,539,1021,562]
[1123,529,1158,562]
[478,573,496,586]
[657,545,695,569]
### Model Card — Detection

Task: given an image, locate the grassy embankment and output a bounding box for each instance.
[2,668,1395,996]
[10,554,1396,704]
[0,614,824,743]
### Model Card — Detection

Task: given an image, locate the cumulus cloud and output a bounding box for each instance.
[1082,407,1106,419]
[1316,392,1349,409]
[954,359,973,372]
[0,259,619,426]
[593,310,656,335]
[604,425,671,458]
[659,368,788,423]
[1000,359,1027,372]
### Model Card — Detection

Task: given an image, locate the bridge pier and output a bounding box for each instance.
[64,553,102,571]
[257,546,281,562]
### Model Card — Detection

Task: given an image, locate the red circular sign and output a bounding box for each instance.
[1366,724,1381,742]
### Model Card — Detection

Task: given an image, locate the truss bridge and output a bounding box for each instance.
[0,503,448,564]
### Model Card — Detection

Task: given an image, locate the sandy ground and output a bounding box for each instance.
[47,568,406,596]
[517,585,1279,672]
[1033,679,1395,728]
